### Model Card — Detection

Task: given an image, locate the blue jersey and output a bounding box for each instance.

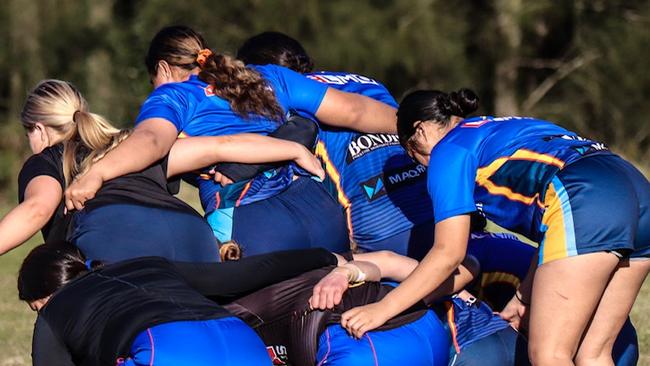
[426,116,613,242]
[136,65,328,214]
[306,71,433,247]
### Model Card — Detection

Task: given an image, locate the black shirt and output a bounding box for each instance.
[18,145,66,239]
[17,144,197,240]
[32,249,337,366]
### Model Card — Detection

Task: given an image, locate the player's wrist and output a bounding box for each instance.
[515,290,530,306]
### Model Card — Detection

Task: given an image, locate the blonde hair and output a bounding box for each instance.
[63,111,132,185]
[21,79,131,185]
[145,25,284,121]
[20,80,84,138]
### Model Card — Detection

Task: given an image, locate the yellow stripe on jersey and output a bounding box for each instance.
[475,149,565,207]
[315,141,354,242]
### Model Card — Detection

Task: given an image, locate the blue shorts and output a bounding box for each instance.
[316,310,450,366]
[118,317,270,366]
[73,204,220,263]
[208,177,349,255]
[539,155,650,264]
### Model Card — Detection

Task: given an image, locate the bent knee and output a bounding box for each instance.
[529,344,575,366]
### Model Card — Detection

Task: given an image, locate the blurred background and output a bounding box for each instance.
[0,0,648,365]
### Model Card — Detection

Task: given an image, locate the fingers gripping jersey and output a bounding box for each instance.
[307,72,433,247]
[136,65,328,214]
[426,116,613,242]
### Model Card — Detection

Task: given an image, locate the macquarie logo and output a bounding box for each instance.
[360,163,426,202]
[346,134,400,163]
[384,163,427,191]
[360,176,386,202]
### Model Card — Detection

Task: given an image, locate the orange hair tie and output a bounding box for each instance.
[196,48,213,67]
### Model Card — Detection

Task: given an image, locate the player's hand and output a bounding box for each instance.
[210,170,234,186]
[65,171,103,211]
[499,294,528,331]
[341,302,392,339]
[294,145,324,180]
[309,269,349,310]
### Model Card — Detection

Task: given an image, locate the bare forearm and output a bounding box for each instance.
[168,134,304,177]
[92,128,171,181]
[380,246,464,314]
[353,251,418,281]
[317,88,397,134]
[422,259,477,304]
[0,202,53,255]
[517,251,538,303]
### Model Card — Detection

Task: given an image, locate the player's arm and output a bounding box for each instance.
[316,87,397,134]
[0,176,61,255]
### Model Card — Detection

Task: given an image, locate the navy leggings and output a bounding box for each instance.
[451,326,530,366]
[72,204,220,263]
[208,177,349,256]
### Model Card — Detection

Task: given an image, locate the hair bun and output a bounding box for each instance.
[450,88,479,117]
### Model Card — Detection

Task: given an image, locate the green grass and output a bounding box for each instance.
[0,183,647,364]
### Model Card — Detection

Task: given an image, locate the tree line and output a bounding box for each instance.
[1,0,648,199]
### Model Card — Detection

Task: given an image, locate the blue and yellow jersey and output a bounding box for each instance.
[307,71,433,247]
[427,116,612,242]
[135,65,328,214]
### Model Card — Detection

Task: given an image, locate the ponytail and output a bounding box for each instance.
[146,25,284,122]
[18,242,89,302]
[199,53,284,121]
[63,110,131,185]
[219,240,242,261]
[397,88,479,147]
[449,89,479,118]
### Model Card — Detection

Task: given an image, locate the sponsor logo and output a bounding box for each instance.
[346,134,400,163]
[360,176,386,201]
[573,142,608,155]
[543,135,609,155]
[360,163,427,201]
[385,163,426,191]
[267,345,288,365]
[307,73,379,85]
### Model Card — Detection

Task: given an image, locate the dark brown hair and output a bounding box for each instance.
[237,31,314,74]
[397,89,479,147]
[17,243,96,302]
[146,25,284,121]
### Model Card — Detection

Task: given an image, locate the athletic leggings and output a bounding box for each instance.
[315,310,450,366]
[117,317,271,366]
[72,204,220,263]
[208,177,349,256]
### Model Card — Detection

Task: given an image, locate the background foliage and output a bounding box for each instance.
[0,0,648,364]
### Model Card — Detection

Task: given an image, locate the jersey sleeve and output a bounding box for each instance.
[427,142,478,223]
[262,65,329,115]
[18,151,64,203]
[135,85,190,132]
[32,316,75,366]
[174,248,337,298]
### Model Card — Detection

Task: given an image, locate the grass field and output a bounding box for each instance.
[0,184,647,365]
